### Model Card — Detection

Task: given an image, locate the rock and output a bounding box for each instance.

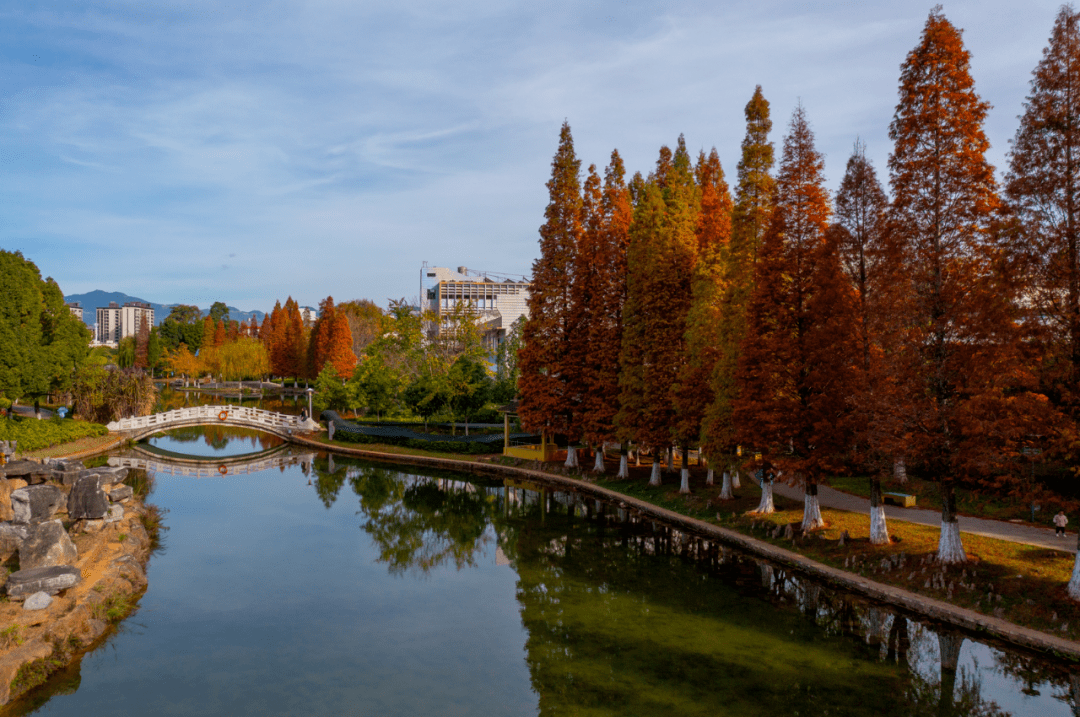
[19,520,77,570]
[5,565,81,598]
[109,485,133,503]
[104,504,124,524]
[94,466,129,482]
[75,519,104,534]
[68,474,109,520]
[0,478,11,522]
[22,591,53,611]
[0,521,29,561]
[0,460,42,478]
[10,484,63,524]
[0,639,53,705]
[7,479,27,491]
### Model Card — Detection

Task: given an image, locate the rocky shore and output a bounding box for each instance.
[0,458,154,707]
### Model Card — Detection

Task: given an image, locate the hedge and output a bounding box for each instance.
[0,417,109,453]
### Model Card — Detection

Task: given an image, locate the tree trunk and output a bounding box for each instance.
[1068,530,1080,601]
[870,477,890,545]
[678,447,690,493]
[802,482,825,531]
[593,448,605,473]
[666,446,673,470]
[753,474,775,514]
[893,455,907,485]
[718,470,734,500]
[635,450,641,467]
[706,467,714,486]
[937,482,967,563]
[565,445,579,469]
[732,470,741,489]
[648,460,661,486]
[938,632,963,714]
[465,418,469,436]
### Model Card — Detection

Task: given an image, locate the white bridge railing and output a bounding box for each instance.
[108,452,317,478]
[107,405,320,435]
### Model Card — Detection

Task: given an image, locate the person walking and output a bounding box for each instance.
[1054,511,1068,537]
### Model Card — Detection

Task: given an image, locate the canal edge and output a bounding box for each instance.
[288,434,1080,662]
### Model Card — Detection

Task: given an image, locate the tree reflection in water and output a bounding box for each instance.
[305,459,1075,716]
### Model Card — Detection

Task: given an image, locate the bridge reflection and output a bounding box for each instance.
[108,448,318,478]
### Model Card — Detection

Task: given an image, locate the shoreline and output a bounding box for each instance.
[37,431,1080,663]
[287,433,1080,663]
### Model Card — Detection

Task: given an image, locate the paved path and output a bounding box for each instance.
[765,479,1078,555]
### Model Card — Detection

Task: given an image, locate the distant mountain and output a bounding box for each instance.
[63,290,266,328]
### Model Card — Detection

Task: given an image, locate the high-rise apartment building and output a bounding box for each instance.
[95,301,154,346]
[66,302,83,322]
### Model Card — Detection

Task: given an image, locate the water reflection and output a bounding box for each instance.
[305,458,1074,717]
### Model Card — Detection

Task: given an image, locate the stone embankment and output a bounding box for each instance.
[0,458,152,707]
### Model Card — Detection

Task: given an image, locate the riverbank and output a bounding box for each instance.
[0,465,161,710]
[291,432,1080,661]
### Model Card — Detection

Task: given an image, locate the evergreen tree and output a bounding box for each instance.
[618,137,700,486]
[704,87,776,471]
[135,314,150,370]
[519,122,583,447]
[213,319,226,349]
[733,105,858,530]
[325,311,357,378]
[888,8,1005,562]
[308,296,337,379]
[674,148,732,492]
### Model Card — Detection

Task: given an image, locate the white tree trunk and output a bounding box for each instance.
[802,488,825,531]
[718,471,734,500]
[666,447,673,470]
[893,455,907,484]
[752,480,775,514]
[565,446,579,469]
[635,451,641,467]
[937,520,967,564]
[679,468,690,494]
[732,470,741,489]
[593,450,605,473]
[649,461,661,486]
[870,506,890,545]
[706,468,714,486]
[938,632,963,672]
[1067,551,1080,602]
[617,454,629,478]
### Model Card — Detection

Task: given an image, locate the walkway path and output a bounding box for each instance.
[766,480,1077,555]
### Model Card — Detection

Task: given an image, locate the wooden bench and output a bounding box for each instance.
[883,492,917,508]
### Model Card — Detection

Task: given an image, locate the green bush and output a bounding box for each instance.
[0,417,108,453]
[334,429,497,454]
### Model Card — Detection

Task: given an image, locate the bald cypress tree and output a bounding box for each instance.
[734,106,858,530]
[888,9,1003,563]
[674,148,733,493]
[519,122,582,457]
[704,87,776,482]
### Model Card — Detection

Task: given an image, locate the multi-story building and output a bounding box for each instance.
[299,306,318,327]
[66,302,83,322]
[424,265,530,351]
[95,301,155,347]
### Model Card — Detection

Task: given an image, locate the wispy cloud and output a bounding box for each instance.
[0,0,1067,310]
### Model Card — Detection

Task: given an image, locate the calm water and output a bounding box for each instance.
[7,427,1079,716]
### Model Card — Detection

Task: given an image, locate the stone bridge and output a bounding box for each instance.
[108,447,318,478]
[106,405,320,442]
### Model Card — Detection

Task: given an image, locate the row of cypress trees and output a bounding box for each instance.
[518,6,1080,590]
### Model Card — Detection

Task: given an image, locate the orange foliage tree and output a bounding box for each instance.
[325,311,357,378]
[733,106,859,529]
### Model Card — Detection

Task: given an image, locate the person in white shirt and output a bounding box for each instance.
[1054,511,1068,537]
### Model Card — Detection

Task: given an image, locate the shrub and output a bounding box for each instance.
[0,417,108,453]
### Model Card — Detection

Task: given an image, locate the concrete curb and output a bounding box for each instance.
[291,434,1080,661]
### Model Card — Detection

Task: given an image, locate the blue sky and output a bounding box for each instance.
[0,1,1065,313]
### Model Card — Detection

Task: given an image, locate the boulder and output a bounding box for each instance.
[19,520,78,570]
[68,474,109,520]
[109,485,133,503]
[7,479,27,491]
[0,478,11,522]
[0,460,41,479]
[0,522,29,561]
[10,484,63,524]
[95,466,129,482]
[5,565,81,598]
[22,591,53,611]
[104,504,124,524]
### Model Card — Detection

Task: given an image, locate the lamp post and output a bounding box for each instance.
[306,388,314,421]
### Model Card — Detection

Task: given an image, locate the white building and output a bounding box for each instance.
[66,302,83,321]
[95,301,154,346]
[424,265,530,351]
[299,306,318,327]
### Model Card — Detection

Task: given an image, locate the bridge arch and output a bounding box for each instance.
[107,405,320,443]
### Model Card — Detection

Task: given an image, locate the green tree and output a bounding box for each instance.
[447,356,492,434]
[209,301,230,325]
[312,365,349,413]
[351,354,406,420]
[493,316,524,403]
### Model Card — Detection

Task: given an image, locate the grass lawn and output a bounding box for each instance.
[22,433,122,460]
[303,433,498,463]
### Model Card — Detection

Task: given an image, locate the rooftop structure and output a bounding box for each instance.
[423,265,530,351]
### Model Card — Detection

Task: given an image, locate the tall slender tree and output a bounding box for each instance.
[888,8,1002,562]
[733,106,858,531]
[519,122,583,454]
[832,141,897,543]
[704,87,776,482]
[674,148,733,493]
[1004,6,1080,596]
